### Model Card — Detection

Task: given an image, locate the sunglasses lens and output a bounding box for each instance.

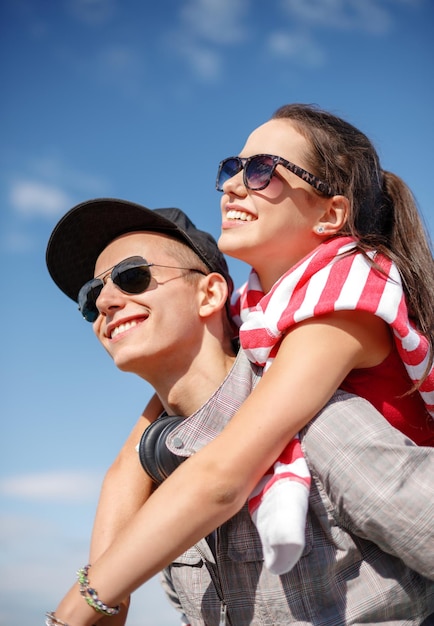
[112,259,152,294]
[78,280,103,323]
[216,158,242,191]
[78,258,152,323]
[245,156,275,190]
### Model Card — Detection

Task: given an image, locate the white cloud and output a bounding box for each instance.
[168,0,249,82]
[5,156,109,226]
[187,47,223,82]
[30,156,108,196]
[0,511,180,625]
[268,30,326,67]
[172,38,223,82]
[280,0,393,34]
[10,180,72,218]
[0,470,103,503]
[171,0,424,81]
[180,0,249,45]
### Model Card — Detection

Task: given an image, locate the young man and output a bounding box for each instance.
[46,198,434,626]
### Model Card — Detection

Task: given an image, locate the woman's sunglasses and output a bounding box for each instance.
[215,153,335,196]
[78,256,206,323]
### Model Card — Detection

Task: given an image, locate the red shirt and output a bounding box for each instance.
[341,345,434,446]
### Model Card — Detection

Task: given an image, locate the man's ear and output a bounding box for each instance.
[198,273,229,318]
[315,195,349,236]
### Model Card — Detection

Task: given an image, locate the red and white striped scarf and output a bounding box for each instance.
[232,236,434,417]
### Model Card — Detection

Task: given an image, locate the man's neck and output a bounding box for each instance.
[153,347,236,417]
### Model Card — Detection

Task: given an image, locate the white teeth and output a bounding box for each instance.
[111,320,138,338]
[226,209,254,221]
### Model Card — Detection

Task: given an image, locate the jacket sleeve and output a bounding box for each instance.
[301,390,434,580]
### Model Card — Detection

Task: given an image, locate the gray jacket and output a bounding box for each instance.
[160,350,434,625]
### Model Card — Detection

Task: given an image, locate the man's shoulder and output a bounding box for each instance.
[166,350,262,457]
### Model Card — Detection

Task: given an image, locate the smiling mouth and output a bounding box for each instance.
[226,209,256,222]
[111,319,140,339]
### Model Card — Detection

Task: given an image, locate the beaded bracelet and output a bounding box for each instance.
[45,612,70,626]
[77,564,120,616]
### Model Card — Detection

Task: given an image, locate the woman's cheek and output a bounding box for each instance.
[256,176,285,199]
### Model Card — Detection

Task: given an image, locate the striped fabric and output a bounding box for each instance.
[231,236,434,573]
[233,236,434,414]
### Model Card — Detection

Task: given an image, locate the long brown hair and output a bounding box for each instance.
[272,103,434,380]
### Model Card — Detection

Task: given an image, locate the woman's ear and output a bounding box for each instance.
[315,195,349,236]
[198,273,229,319]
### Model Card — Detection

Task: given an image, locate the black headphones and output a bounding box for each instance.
[138,414,187,484]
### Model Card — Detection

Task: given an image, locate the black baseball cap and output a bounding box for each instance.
[46,197,233,302]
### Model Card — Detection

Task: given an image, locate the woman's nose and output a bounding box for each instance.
[222,169,247,195]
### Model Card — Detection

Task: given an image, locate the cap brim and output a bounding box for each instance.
[46,198,209,301]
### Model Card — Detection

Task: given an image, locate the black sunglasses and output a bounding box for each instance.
[216,153,335,196]
[78,256,206,323]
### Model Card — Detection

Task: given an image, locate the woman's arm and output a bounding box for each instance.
[53,311,390,624]
[90,394,162,561]
[80,394,162,626]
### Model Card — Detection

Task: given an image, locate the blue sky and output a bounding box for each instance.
[1,0,433,624]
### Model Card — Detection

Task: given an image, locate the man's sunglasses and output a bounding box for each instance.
[215,153,335,196]
[78,255,206,323]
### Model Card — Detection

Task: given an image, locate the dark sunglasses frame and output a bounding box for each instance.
[78,255,207,323]
[216,153,335,196]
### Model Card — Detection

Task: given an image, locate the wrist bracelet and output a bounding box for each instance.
[45,612,70,626]
[77,564,120,616]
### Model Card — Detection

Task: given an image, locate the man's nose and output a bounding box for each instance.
[95,278,126,316]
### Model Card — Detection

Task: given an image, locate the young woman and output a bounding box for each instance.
[216,103,434,574]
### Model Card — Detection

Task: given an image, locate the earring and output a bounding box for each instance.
[316,226,325,234]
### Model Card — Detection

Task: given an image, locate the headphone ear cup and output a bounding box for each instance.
[154,417,186,480]
[138,414,186,484]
